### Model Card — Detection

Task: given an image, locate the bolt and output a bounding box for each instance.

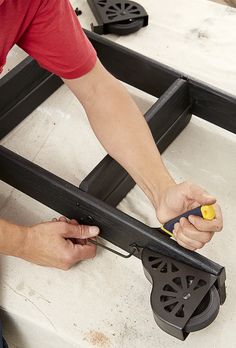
[183,293,191,300]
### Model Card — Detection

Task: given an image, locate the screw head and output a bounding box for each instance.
[183,293,191,300]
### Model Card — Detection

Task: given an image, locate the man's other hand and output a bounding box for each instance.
[21,217,99,270]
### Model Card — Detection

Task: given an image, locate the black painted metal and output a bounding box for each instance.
[87,0,148,35]
[0,145,225,279]
[0,57,62,140]
[85,29,179,97]
[189,78,236,133]
[80,78,191,206]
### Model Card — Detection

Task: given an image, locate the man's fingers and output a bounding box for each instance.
[66,244,97,266]
[51,216,67,222]
[173,218,213,250]
[188,204,223,232]
[59,244,97,270]
[59,216,67,223]
[70,219,79,225]
[51,217,80,225]
[74,244,97,260]
[175,239,196,251]
[54,218,99,240]
[52,217,80,225]
[178,223,214,244]
[174,227,204,250]
[63,223,99,239]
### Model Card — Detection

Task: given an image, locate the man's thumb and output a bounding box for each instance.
[185,183,216,205]
[193,191,216,205]
[66,224,100,239]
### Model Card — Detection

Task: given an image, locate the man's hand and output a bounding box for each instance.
[156,181,223,251]
[20,217,99,270]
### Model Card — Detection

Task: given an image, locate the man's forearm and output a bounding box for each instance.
[64,60,175,208]
[0,219,26,257]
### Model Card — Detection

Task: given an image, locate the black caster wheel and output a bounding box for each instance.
[142,249,221,337]
[185,285,220,332]
[107,18,144,35]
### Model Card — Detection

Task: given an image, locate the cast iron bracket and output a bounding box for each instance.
[87,0,148,35]
[142,248,219,340]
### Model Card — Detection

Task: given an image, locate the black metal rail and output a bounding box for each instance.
[0,57,62,140]
[0,145,225,278]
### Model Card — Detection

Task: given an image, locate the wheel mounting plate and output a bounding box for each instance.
[142,248,220,340]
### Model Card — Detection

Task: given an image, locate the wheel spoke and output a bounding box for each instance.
[161,290,177,297]
[149,258,161,266]
[114,4,121,11]
[171,302,183,316]
[163,298,178,307]
[182,276,188,291]
[167,262,172,273]
[107,8,117,13]
[170,280,182,292]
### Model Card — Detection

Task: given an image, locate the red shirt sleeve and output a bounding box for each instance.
[18,0,97,79]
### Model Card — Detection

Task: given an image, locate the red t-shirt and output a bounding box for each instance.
[0,0,97,78]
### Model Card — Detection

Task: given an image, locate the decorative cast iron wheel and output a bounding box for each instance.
[147,255,220,332]
[105,2,145,35]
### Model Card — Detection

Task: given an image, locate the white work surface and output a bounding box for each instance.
[0,0,236,347]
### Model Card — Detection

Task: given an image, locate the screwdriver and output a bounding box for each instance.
[86,205,216,257]
[161,204,216,237]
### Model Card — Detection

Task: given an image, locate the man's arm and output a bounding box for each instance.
[64,60,174,208]
[64,59,223,251]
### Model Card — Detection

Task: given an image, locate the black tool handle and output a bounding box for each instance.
[162,205,215,236]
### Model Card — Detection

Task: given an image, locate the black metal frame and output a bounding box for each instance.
[0,29,233,340]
